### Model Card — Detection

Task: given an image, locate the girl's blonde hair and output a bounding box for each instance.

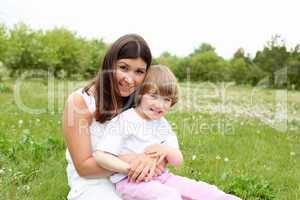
[135,65,179,106]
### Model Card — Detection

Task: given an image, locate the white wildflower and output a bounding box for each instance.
[224,157,229,162]
[216,155,221,160]
[192,155,197,160]
[23,129,30,134]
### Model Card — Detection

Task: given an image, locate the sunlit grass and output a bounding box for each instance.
[0,80,299,199]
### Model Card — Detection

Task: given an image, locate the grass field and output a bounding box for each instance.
[0,79,299,200]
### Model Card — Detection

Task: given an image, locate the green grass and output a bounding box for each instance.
[0,80,299,199]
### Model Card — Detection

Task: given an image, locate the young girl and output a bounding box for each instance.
[93,65,241,200]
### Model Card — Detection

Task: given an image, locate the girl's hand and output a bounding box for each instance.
[144,144,169,164]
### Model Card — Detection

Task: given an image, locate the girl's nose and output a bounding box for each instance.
[155,98,165,108]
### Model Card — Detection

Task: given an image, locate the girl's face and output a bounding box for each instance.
[115,58,147,97]
[138,90,172,120]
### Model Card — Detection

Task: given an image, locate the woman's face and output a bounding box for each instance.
[115,58,147,97]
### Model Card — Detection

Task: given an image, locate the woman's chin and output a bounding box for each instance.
[119,88,135,97]
[119,90,132,97]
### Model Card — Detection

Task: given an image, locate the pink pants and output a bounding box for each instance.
[116,171,241,200]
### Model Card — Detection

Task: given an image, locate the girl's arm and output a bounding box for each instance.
[145,144,184,167]
[94,150,130,173]
[164,146,183,167]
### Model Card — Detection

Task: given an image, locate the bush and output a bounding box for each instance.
[0,83,12,93]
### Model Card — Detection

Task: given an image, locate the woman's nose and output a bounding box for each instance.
[124,74,134,85]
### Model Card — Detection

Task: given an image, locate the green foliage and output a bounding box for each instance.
[287,46,300,89]
[4,23,43,75]
[253,35,290,88]
[186,44,231,82]
[224,175,276,200]
[0,24,8,62]
[0,23,300,89]
[0,82,12,93]
[156,52,186,81]
[2,23,107,79]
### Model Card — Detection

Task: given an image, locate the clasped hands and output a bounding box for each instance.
[127,144,169,183]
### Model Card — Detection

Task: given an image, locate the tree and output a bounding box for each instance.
[287,45,300,89]
[186,44,230,82]
[253,35,290,87]
[0,24,8,63]
[4,23,45,76]
[156,52,185,81]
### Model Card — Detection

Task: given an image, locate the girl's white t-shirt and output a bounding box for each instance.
[95,108,179,183]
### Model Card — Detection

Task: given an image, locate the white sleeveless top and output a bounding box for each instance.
[65,88,113,198]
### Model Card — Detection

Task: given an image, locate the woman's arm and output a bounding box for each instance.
[94,151,130,173]
[63,93,159,180]
[63,93,113,178]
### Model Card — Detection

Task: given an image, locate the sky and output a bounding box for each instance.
[1,0,300,58]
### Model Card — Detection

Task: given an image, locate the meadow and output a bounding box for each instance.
[0,79,299,200]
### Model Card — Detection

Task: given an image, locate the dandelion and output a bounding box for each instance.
[24,185,30,191]
[192,155,197,160]
[290,152,296,156]
[224,157,229,162]
[216,155,221,160]
[23,129,30,134]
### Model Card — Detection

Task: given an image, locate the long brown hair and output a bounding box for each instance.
[84,34,152,123]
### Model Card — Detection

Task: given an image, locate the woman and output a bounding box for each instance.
[63,34,164,200]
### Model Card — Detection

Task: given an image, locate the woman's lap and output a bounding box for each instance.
[68,183,121,200]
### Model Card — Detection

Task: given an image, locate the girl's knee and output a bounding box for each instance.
[157,187,181,200]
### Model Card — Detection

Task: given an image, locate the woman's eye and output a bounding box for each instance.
[136,70,145,75]
[119,66,128,71]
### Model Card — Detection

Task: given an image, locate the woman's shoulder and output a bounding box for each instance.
[66,88,96,114]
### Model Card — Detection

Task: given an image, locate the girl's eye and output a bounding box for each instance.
[164,98,171,102]
[150,94,157,98]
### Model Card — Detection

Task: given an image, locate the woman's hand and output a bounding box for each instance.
[119,153,157,183]
[153,158,166,177]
